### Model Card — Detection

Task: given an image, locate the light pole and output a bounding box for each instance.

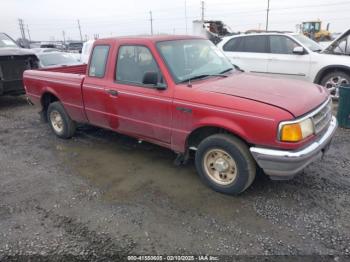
[185,0,188,34]
[265,0,270,31]
[149,11,154,35]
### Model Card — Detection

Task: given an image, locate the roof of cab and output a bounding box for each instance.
[94,34,205,44]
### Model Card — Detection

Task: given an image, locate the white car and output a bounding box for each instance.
[81,39,95,64]
[218,32,350,98]
[34,51,82,68]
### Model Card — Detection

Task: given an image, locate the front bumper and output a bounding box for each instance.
[250,116,338,180]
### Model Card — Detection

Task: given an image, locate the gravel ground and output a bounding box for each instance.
[0,95,350,261]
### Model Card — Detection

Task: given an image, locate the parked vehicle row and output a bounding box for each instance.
[66,42,84,53]
[218,31,350,99]
[0,32,85,96]
[31,48,82,68]
[30,41,84,53]
[24,35,337,195]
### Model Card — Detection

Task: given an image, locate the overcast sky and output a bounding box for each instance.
[1,0,349,41]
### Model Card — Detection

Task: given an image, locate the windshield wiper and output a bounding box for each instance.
[219,68,234,74]
[180,74,210,83]
[180,73,228,84]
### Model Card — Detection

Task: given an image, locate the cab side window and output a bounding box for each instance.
[116,45,163,86]
[269,36,300,54]
[88,45,110,78]
[241,36,268,53]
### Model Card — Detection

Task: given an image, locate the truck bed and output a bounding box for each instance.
[23,64,88,123]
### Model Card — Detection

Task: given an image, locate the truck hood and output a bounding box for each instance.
[197,72,329,117]
[0,48,36,57]
[322,28,350,55]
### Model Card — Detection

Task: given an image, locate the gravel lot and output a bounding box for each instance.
[0,95,350,261]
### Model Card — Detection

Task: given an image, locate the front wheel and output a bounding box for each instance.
[321,71,350,99]
[47,101,76,138]
[195,134,256,195]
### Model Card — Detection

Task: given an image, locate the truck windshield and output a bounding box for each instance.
[157,39,233,83]
[0,33,18,48]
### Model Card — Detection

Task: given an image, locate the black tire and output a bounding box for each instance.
[195,134,256,195]
[47,101,76,139]
[320,71,350,98]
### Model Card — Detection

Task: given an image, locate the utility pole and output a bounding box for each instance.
[26,24,31,42]
[77,19,83,41]
[62,30,66,44]
[18,19,26,40]
[201,1,205,22]
[265,0,270,31]
[149,11,153,35]
[185,0,188,34]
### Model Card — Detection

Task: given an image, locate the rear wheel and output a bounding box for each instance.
[47,102,76,138]
[321,71,350,99]
[195,134,256,195]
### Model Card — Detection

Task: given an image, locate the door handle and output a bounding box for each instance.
[106,89,118,96]
[176,107,192,113]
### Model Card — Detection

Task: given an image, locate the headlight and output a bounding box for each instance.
[279,118,314,142]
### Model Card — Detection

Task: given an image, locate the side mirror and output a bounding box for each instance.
[142,72,166,90]
[293,46,305,55]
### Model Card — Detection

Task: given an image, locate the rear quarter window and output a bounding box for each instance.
[88,45,110,78]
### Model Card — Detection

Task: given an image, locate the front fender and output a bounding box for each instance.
[193,116,248,142]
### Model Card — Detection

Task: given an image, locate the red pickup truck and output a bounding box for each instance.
[24,35,337,195]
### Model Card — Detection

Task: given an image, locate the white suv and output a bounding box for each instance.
[218,33,350,98]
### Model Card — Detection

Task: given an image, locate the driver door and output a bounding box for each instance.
[104,44,173,144]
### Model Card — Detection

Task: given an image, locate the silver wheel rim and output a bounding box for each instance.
[203,148,238,186]
[50,110,64,134]
[324,75,349,99]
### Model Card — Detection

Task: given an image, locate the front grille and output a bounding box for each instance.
[0,55,38,81]
[312,99,332,134]
[0,60,28,80]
